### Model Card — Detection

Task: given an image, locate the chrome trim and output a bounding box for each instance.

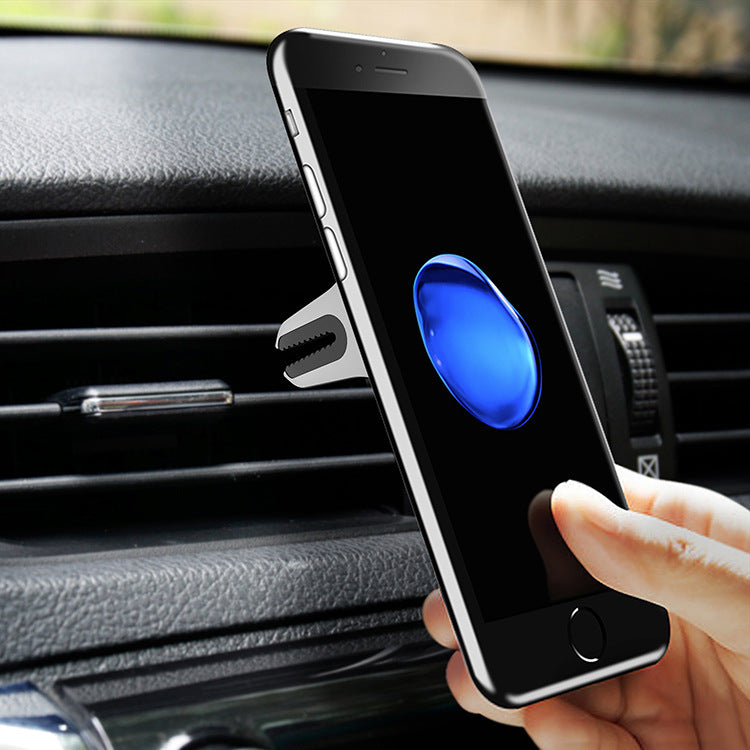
[0,682,105,750]
[95,659,450,750]
[160,732,260,750]
[80,390,233,416]
[52,379,234,417]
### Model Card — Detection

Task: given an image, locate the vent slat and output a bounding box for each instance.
[668,370,750,383]
[0,324,278,346]
[0,245,404,542]
[645,254,750,493]
[677,429,750,445]
[654,313,750,326]
[0,453,396,496]
[233,388,374,407]
[0,389,376,424]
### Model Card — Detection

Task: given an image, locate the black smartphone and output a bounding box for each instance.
[267,28,669,707]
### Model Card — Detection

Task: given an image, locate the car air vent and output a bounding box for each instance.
[0,244,405,548]
[639,254,750,495]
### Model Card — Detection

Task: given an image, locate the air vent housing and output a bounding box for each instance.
[640,254,750,495]
[0,218,407,550]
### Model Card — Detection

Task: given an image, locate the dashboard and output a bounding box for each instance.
[0,34,748,750]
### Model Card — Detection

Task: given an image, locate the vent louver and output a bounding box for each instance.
[0,245,405,545]
[640,255,750,495]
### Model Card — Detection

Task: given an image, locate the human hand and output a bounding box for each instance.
[422,467,750,748]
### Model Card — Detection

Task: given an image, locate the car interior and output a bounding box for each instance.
[0,5,748,749]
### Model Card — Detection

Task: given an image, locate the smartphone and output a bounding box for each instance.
[267,28,669,707]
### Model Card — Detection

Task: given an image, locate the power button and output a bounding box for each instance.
[323,227,347,281]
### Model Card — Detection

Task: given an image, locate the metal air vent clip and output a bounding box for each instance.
[276,284,367,388]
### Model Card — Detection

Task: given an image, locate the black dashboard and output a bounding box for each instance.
[0,34,748,750]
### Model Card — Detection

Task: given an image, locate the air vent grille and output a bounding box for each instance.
[0,246,404,544]
[640,255,750,494]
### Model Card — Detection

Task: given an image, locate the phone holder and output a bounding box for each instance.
[275,284,367,388]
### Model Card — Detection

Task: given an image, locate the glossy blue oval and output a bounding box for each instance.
[413,254,541,430]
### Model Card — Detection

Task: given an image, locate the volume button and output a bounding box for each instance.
[302,165,326,219]
[323,227,347,281]
[284,109,299,137]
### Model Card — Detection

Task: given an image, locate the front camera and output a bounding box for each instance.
[355,64,363,73]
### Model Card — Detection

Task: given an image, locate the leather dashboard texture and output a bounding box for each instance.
[0,35,748,224]
[0,529,433,671]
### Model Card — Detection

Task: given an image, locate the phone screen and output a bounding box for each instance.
[297,87,624,624]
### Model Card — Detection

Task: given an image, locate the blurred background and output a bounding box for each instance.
[0,0,748,78]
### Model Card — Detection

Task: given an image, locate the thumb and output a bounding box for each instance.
[551,480,750,657]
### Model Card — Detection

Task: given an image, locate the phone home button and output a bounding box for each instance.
[569,606,606,663]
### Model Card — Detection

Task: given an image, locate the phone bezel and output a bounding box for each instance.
[267,28,669,707]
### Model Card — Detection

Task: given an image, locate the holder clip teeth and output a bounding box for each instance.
[275,284,367,388]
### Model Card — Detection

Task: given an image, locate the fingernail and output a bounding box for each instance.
[423,589,443,615]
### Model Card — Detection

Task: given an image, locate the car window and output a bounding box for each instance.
[2,0,748,79]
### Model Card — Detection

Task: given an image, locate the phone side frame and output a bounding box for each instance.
[268,29,497,698]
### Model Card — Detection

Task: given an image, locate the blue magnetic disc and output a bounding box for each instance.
[413,254,541,430]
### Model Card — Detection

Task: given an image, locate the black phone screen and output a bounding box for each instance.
[298,87,624,624]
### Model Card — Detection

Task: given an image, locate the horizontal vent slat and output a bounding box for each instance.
[0,389,376,423]
[233,388,374,407]
[676,429,750,445]
[0,334,290,405]
[653,313,750,326]
[668,370,750,384]
[0,324,278,346]
[619,253,750,493]
[0,244,408,538]
[0,453,396,496]
[651,292,749,490]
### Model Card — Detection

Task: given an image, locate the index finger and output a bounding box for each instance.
[422,588,458,650]
[616,465,750,553]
